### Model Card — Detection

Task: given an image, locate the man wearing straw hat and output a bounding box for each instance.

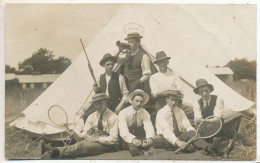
[118,89,155,156]
[40,93,119,159]
[193,79,224,127]
[154,90,226,156]
[121,32,152,93]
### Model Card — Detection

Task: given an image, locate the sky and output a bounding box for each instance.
[4,3,257,69]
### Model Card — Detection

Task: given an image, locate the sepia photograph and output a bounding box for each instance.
[3,2,257,161]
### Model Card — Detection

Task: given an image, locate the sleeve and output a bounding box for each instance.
[213,96,224,118]
[142,110,155,139]
[149,74,159,97]
[193,100,202,121]
[141,54,152,76]
[98,115,119,145]
[81,113,95,137]
[118,111,136,144]
[156,110,178,146]
[180,109,195,132]
[119,74,129,102]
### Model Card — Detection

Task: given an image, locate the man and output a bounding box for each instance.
[149,51,183,113]
[95,53,129,114]
[40,93,119,159]
[118,89,155,157]
[154,90,229,156]
[119,32,153,93]
[193,79,224,126]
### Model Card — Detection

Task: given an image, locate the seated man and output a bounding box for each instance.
[118,89,155,157]
[193,79,224,127]
[154,90,230,156]
[40,93,119,159]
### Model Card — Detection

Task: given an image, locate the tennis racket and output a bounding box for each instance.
[174,116,223,154]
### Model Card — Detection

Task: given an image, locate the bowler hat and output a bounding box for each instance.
[128,89,149,105]
[193,79,214,94]
[154,51,171,64]
[124,32,143,41]
[90,93,109,103]
[99,53,117,66]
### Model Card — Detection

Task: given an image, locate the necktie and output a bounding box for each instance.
[98,113,103,131]
[172,109,181,137]
[205,101,209,109]
[132,112,138,127]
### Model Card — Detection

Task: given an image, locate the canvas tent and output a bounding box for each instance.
[9,4,254,140]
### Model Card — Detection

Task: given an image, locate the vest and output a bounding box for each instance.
[198,95,217,119]
[99,72,122,111]
[124,50,144,83]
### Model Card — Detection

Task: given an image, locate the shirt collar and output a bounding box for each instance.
[130,48,139,56]
[203,96,211,104]
[130,105,141,114]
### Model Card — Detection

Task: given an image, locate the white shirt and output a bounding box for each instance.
[97,73,129,102]
[118,106,155,144]
[150,70,183,97]
[81,108,119,145]
[193,95,224,121]
[156,105,195,146]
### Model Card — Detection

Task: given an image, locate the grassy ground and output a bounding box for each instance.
[5,80,256,160]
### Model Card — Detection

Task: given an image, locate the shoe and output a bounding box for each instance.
[42,150,52,159]
[222,139,235,158]
[206,144,216,157]
[39,140,55,158]
[50,148,61,159]
[129,146,144,157]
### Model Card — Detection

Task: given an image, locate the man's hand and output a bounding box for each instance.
[176,139,187,149]
[88,135,99,143]
[114,106,122,115]
[132,138,142,146]
[147,138,153,146]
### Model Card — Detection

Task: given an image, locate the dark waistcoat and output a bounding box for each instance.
[198,95,217,119]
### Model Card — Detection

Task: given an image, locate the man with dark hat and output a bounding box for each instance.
[150,51,183,113]
[154,90,227,156]
[193,79,224,126]
[40,93,119,159]
[120,32,152,93]
[94,53,129,114]
[118,89,155,157]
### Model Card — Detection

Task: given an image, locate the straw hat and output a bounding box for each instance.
[90,93,109,103]
[127,89,149,105]
[124,32,143,41]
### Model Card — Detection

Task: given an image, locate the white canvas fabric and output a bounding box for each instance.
[10,5,254,137]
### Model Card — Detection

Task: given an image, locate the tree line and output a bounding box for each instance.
[6,48,71,74]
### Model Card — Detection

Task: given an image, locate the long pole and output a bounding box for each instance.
[80,39,98,86]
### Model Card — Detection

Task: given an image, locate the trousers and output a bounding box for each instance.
[57,140,118,158]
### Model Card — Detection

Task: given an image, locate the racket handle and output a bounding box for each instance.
[174,147,182,154]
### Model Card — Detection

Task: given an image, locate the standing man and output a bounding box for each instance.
[96,53,129,114]
[154,91,228,156]
[193,79,224,126]
[118,89,155,157]
[40,93,119,159]
[149,51,183,113]
[121,32,152,93]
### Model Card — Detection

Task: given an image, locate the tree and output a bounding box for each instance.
[5,65,16,73]
[225,58,256,81]
[18,48,71,74]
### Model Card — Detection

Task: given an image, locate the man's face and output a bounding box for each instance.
[104,60,115,73]
[156,59,169,73]
[198,86,211,101]
[166,95,179,109]
[128,38,139,52]
[132,95,144,111]
[94,100,107,114]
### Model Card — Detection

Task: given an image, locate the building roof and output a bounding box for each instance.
[207,67,234,75]
[15,74,61,83]
[5,73,16,80]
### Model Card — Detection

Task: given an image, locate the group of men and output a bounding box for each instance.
[40,32,232,159]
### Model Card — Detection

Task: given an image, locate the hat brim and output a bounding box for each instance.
[90,96,109,103]
[128,90,149,105]
[99,56,117,66]
[159,90,183,98]
[124,35,143,41]
[154,57,171,64]
[193,84,214,94]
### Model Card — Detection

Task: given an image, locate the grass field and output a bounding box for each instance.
[5,80,256,160]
